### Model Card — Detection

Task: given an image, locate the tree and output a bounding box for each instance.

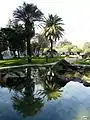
[55,40,73,55]
[83,42,90,50]
[81,42,90,58]
[0,30,8,59]
[43,14,64,57]
[71,46,82,55]
[13,2,43,62]
[58,39,72,47]
[63,44,73,54]
[11,24,26,57]
[35,33,49,55]
[1,24,25,58]
[31,42,40,56]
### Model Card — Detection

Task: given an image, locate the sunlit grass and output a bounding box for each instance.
[74,59,90,65]
[0,56,65,67]
[0,57,27,67]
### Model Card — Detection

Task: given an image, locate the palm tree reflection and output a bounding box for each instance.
[12,94,43,117]
[41,80,62,101]
[0,67,62,117]
[38,67,62,101]
[12,67,44,117]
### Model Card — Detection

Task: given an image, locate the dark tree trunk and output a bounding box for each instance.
[0,52,3,60]
[50,39,53,51]
[37,47,40,57]
[17,49,20,58]
[50,39,53,58]
[27,37,31,63]
[25,20,34,63]
[13,50,16,58]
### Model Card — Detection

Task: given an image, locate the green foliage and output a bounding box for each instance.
[83,42,90,50]
[83,42,90,57]
[43,14,64,51]
[13,2,43,62]
[84,48,90,53]
[71,47,82,53]
[1,24,26,57]
[13,2,43,23]
[58,40,72,47]
[43,14,64,40]
[0,30,8,53]
[36,33,49,49]
[63,44,73,52]
[56,40,74,53]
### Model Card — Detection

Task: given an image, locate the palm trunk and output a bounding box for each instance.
[17,49,20,58]
[27,37,31,63]
[51,39,53,51]
[50,39,53,58]
[25,21,33,63]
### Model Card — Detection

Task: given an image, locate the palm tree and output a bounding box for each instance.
[13,2,43,62]
[43,14,64,57]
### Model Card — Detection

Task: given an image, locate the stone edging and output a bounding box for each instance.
[0,62,57,70]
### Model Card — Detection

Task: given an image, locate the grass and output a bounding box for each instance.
[74,58,90,65]
[0,56,65,67]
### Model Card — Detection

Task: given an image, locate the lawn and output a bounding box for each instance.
[74,58,90,65]
[0,56,65,67]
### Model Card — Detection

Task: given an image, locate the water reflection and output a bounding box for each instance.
[38,67,62,101]
[39,80,62,101]
[0,67,63,118]
[12,91,43,117]
[12,67,44,117]
[0,66,90,119]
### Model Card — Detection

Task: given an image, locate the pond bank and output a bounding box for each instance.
[0,62,58,70]
[1,59,90,70]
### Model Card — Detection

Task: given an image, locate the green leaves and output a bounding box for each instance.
[0,30,8,52]
[13,2,43,23]
[43,14,64,42]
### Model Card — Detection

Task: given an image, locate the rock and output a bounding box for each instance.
[52,59,90,87]
[83,81,90,87]
[52,59,78,81]
[2,71,25,83]
[3,72,19,82]
[53,59,77,73]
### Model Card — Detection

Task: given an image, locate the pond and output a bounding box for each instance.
[0,66,90,120]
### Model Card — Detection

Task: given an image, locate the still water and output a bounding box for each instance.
[0,66,90,120]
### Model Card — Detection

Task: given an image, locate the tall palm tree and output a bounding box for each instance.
[13,2,43,62]
[43,14,64,57]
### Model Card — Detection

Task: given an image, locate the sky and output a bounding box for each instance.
[0,0,90,47]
